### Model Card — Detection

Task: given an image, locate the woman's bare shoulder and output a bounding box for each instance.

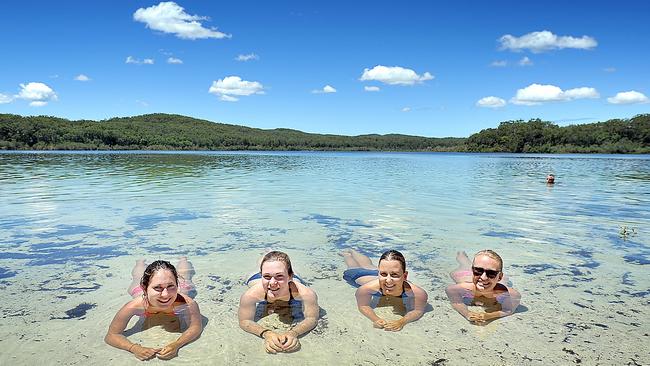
[240,283,265,302]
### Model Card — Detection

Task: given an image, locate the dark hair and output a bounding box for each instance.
[378,250,406,272]
[260,251,293,276]
[140,260,179,290]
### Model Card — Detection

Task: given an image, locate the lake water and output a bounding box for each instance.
[1,151,648,365]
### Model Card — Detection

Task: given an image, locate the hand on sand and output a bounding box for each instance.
[157,341,180,360]
[373,318,387,329]
[131,344,161,361]
[467,311,488,324]
[280,330,301,352]
[263,331,285,354]
[384,318,406,331]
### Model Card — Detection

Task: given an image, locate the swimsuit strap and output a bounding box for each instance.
[142,294,182,317]
[264,282,297,302]
[380,281,408,297]
[289,281,298,301]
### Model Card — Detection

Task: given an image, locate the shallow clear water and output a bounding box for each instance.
[1,151,648,365]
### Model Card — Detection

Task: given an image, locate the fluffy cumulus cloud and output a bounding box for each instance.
[17,82,58,107]
[364,86,380,92]
[208,76,264,102]
[74,74,91,81]
[167,57,183,64]
[401,107,411,112]
[499,30,597,53]
[134,1,231,40]
[126,56,155,65]
[312,85,336,94]
[360,65,433,85]
[607,91,649,105]
[235,53,259,62]
[511,84,599,105]
[476,96,506,108]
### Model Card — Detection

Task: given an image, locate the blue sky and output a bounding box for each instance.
[1,1,649,137]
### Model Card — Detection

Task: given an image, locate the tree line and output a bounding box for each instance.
[0,113,464,151]
[465,114,649,153]
[0,113,648,153]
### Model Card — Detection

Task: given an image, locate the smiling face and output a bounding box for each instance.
[377,259,407,296]
[145,268,178,308]
[261,260,292,298]
[471,254,503,293]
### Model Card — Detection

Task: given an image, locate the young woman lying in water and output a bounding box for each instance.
[105,258,202,360]
[446,250,521,324]
[238,251,319,354]
[341,249,428,331]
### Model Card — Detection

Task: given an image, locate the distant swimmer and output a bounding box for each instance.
[105,258,202,360]
[446,250,521,324]
[238,251,319,354]
[341,249,428,331]
[546,174,555,184]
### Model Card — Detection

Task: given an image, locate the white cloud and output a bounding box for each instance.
[220,95,239,102]
[126,56,154,65]
[0,93,13,104]
[360,65,434,85]
[17,82,58,106]
[490,60,507,67]
[364,86,380,92]
[511,83,599,105]
[235,53,259,62]
[518,56,533,66]
[401,107,411,112]
[607,91,649,105]
[312,85,337,94]
[603,67,616,73]
[167,57,183,64]
[563,87,599,99]
[134,1,231,40]
[136,100,149,107]
[74,74,91,81]
[476,96,506,108]
[499,30,597,53]
[208,76,264,102]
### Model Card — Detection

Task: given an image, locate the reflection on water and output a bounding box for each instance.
[0,151,649,364]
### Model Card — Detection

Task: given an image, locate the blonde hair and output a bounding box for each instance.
[474,249,503,271]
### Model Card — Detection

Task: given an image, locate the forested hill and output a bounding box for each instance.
[0,113,648,153]
[466,114,649,153]
[0,113,464,151]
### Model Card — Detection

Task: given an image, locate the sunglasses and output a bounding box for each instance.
[471,266,500,279]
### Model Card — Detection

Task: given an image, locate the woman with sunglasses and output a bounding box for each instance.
[446,250,520,324]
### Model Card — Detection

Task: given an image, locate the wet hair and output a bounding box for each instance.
[260,251,294,276]
[474,249,503,271]
[378,250,406,272]
[140,260,179,290]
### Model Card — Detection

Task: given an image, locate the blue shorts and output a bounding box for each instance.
[343,268,378,287]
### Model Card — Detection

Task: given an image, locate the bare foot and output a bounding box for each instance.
[339,249,352,257]
[456,251,472,267]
